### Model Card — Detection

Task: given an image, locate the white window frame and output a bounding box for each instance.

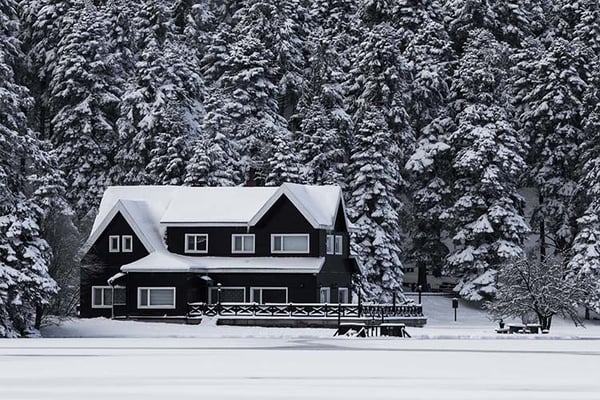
[91,286,113,309]
[122,235,133,253]
[338,287,349,304]
[335,235,343,255]
[231,234,255,254]
[271,234,310,254]
[320,287,331,303]
[326,234,334,255]
[108,235,120,253]
[208,286,246,303]
[184,233,208,254]
[249,287,289,304]
[137,287,176,309]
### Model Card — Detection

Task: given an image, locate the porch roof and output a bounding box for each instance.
[120,251,326,274]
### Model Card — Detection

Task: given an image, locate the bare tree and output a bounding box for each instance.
[484,257,589,331]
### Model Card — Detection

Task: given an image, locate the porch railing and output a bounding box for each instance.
[187,302,424,319]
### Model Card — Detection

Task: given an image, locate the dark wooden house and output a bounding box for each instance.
[80,184,361,319]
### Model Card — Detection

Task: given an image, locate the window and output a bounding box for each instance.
[271,234,310,254]
[326,235,334,255]
[109,235,120,253]
[92,286,126,308]
[335,235,343,255]
[208,287,246,303]
[232,234,255,254]
[250,287,288,304]
[185,234,208,253]
[122,235,133,253]
[137,287,176,309]
[319,287,331,303]
[338,287,349,304]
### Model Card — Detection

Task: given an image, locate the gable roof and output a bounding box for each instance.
[84,183,351,253]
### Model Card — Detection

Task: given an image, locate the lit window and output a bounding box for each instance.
[138,287,176,309]
[326,235,334,255]
[271,234,310,254]
[335,235,343,255]
[122,235,133,253]
[109,235,120,252]
[232,234,255,254]
[185,234,208,253]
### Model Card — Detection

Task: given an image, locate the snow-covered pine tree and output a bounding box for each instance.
[265,133,302,186]
[345,16,415,301]
[18,0,81,139]
[203,34,286,184]
[295,31,351,185]
[442,30,529,301]
[512,37,592,258]
[347,108,404,302]
[48,5,123,217]
[0,0,64,337]
[114,36,204,185]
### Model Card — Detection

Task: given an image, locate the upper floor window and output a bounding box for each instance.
[271,234,309,254]
[185,234,208,253]
[326,235,334,255]
[326,234,343,255]
[109,235,120,253]
[334,235,343,255]
[122,235,133,253]
[232,234,255,254]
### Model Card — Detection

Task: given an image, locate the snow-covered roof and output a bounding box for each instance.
[84,183,350,254]
[121,252,326,274]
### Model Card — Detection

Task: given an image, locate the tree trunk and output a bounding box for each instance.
[539,193,546,262]
[34,305,44,330]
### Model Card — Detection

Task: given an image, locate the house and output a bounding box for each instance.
[79,183,360,319]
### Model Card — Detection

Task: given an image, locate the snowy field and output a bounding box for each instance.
[2,296,600,400]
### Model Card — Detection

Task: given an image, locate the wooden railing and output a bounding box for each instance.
[187,302,424,319]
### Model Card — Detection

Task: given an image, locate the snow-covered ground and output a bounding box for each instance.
[3,296,600,399]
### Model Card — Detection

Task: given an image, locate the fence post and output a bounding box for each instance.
[337,302,341,329]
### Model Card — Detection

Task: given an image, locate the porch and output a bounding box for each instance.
[187,302,427,327]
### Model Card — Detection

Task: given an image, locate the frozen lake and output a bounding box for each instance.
[1,337,599,400]
[3,295,600,399]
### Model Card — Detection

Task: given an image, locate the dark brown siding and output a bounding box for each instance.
[166,195,320,257]
[80,212,149,318]
[124,272,193,316]
[199,273,318,303]
[89,212,150,265]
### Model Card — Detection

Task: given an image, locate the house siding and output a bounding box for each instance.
[166,195,320,257]
[80,212,149,318]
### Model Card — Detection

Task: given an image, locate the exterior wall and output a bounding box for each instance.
[166,195,320,257]
[198,273,318,303]
[80,212,149,318]
[123,272,194,317]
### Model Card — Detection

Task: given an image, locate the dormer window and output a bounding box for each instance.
[271,234,309,254]
[109,235,120,253]
[185,234,208,253]
[122,235,133,253]
[326,235,334,254]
